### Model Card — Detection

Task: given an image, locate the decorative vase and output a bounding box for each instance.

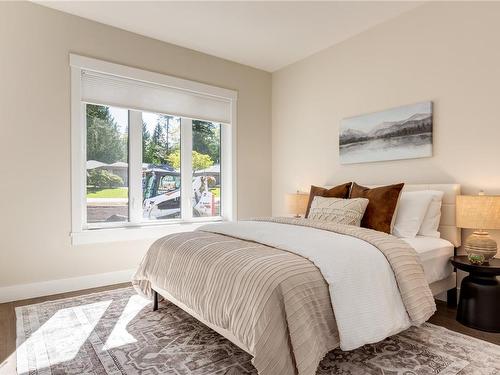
[464,231,497,265]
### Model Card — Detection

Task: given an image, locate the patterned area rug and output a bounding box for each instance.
[16,287,499,375]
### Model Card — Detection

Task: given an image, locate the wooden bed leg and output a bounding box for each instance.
[447,287,457,308]
[153,290,159,311]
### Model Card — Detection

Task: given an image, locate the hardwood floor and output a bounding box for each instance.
[429,300,500,345]
[1,285,498,374]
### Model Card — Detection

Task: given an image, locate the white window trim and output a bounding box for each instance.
[70,54,237,245]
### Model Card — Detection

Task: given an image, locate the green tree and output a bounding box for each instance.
[86,104,126,163]
[143,115,180,164]
[86,104,112,123]
[192,120,220,164]
[87,169,124,189]
[142,121,151,161]
[167,150,213,172]
[143,123,161,164]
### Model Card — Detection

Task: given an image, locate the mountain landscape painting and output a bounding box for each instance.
[339,101,433,164]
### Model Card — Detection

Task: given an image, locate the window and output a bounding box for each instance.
[70,55,237,244]
[142,112,181,221]
[86,105,129,223]
[192,121,221,217]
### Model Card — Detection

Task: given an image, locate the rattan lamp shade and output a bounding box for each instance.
[286,191,309,218]
[456,195,500,230]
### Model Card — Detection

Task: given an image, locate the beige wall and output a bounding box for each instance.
[272,2,500,246]
[0,2,271,288]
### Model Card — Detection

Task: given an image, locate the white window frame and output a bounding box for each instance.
[70,54,237,245]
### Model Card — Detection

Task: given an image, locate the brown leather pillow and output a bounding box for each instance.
[305,183,352,218]
[349,182,404,233]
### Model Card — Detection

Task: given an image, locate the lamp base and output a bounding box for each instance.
[464,231,497,264]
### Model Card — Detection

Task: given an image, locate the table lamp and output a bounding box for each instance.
[456,193,500,264]
[286,190,309,218]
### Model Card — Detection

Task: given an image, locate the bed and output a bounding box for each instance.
[132,183,461,375]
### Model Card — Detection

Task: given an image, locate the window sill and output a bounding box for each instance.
[71,218,224,246]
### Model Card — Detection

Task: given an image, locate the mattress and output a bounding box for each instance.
[402,236,454,284]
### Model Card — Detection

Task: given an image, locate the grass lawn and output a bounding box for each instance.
[87,187,128,198]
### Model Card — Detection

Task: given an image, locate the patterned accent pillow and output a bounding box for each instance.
[308,197,369,226]
[305,183,352,218]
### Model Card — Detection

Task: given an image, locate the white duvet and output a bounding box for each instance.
[200,220,412,350]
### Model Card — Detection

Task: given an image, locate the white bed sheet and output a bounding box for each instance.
[402,236,454,284]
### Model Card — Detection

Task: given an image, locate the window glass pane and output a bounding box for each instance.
[142,112,181,220]
[86,104,129,223]
[192,121,221,217]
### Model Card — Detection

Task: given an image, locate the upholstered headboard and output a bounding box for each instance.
[402,184,461,247]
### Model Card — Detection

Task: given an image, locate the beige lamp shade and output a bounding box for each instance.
[456,195,500,230]
[286,191,309,217]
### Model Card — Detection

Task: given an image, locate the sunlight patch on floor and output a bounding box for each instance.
[0,352,16,375]
[16,300,112,374]
[103,294,150,350]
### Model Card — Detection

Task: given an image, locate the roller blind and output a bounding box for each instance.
[81,70,231,124]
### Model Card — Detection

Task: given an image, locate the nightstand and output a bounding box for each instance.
[450,255,500,332]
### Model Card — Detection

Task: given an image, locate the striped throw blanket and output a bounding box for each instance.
[133,218,435,375]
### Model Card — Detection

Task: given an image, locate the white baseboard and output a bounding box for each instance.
[0,269,135,303]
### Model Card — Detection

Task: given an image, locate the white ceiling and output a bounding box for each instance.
[37,1,422,72]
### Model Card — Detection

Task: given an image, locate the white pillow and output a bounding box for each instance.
[392,191,433,238]
[418,190,444,238]
[308,196,369,226]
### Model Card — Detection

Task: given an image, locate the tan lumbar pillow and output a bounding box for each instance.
[308,196,369,226]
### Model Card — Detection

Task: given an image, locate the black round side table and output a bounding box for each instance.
[450,256,500,333]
